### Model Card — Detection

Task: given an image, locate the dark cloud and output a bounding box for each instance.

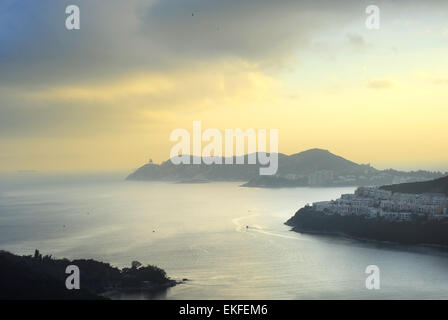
[0,0,372,86]
[0,0,157,86]
[1,0,448,86]
[140,0,354,59]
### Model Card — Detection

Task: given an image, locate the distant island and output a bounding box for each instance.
[0,250,178,300]
[286,176,448,246]
[127,148,445,188]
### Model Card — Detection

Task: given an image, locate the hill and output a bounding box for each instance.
[127,148,444,188]
[283,148,361,174]
[0,250,177,300]
[380,175,448,195]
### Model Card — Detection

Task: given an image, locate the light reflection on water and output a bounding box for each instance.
[1,175,448,299]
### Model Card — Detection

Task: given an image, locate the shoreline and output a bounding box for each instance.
[0,249,180,300]
[287,224,448,252]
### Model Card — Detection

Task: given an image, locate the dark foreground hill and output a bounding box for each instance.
[0,250,177,300]
[380,175,448,195]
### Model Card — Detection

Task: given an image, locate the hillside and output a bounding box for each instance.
[127,148,444,187]
[127,149,367,181]
[380,175,448,195]
[283,148,361,174]
[0,250,177,300]
[285,206,448,247]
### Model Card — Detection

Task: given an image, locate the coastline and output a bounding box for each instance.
[287,224,448,252]
[0,249,180,300]
[286,206,448,250]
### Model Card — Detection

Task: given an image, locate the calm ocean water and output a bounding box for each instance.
[2,174,448,299]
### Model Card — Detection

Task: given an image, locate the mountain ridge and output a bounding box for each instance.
[380,175,448,195]
[127,149,445,187]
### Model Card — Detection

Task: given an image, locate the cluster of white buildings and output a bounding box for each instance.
[312,187,448,222]
[280,169,442,187]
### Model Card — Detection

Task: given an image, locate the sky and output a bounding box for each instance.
[1,0,448,173]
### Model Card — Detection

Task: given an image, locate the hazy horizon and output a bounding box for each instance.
[1,148,447,174]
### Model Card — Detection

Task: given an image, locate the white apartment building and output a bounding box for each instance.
[312,186,448,222]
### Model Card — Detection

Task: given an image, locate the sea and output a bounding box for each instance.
[1,173,448,299]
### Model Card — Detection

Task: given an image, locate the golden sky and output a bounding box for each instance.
[1,0,448,173]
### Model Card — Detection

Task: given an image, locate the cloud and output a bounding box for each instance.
[430,78,448,85]
[366,79,395,90]
[0,62,279,138]
[347,33,366,47]
[139,0,351,59]
[2,0,448,172]
[2,0,448,87]
[0,0,379,87]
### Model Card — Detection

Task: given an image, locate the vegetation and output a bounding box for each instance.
[128,148,444,188]
[380,175,448,195]
[0,250,176,300]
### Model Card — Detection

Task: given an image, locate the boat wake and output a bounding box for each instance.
[232,214,258,232]
[232,214,303,241]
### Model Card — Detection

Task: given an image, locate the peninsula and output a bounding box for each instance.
[286,176,448,246]
[127,149,444,188]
